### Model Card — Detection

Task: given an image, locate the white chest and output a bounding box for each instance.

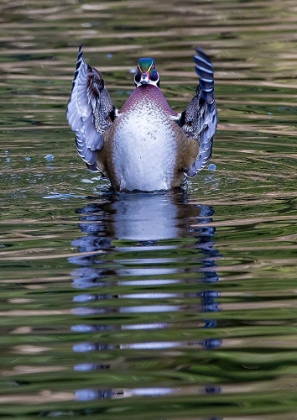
[110,104,177,191]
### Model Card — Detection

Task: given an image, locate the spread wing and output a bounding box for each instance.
[66,46,116,170]
[180,47,217,177]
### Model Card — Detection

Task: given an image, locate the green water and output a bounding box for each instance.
[1,0,297,418]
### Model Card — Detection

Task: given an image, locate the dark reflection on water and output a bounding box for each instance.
[68,192,221,405]
[2,0,297,418]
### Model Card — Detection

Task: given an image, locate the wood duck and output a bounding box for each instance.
[66,46,217,192]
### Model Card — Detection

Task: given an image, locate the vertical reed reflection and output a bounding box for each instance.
[69,192,221,405]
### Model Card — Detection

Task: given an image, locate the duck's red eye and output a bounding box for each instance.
[152,64,155,69]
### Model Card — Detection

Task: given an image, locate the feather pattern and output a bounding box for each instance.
[66,46,217,190]
[180,47,217,177]
[66,45,115,170]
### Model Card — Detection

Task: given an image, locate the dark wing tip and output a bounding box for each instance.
[77,44,83,59]
[75,45,84,72]
[193,47,215,104]
[194,47,212,66]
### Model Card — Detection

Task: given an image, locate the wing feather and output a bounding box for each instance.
[66,46,115,169]
[180,47,217,177]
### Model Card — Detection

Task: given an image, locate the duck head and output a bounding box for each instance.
[134,58,160,87]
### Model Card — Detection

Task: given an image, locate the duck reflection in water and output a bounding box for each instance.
[69,191,221,410]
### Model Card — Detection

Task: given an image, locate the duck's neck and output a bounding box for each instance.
[119,84,177,116]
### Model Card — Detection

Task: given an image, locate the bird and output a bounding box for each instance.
[66,46,217,192]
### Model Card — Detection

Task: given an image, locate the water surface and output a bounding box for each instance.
[1,0,297,418]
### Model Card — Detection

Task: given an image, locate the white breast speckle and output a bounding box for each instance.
[111,102,177,191]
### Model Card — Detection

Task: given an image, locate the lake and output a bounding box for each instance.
[1,0,297,419]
